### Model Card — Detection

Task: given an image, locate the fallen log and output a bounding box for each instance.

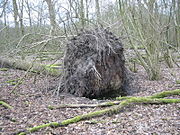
[15,89,180,135]
[0,57,61,76]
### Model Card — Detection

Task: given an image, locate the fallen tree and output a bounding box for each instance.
[57,28,127,98]
[15,89,180,135]
[0,57,61,76]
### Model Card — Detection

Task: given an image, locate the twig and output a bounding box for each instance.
[48,100,121,109]
[0,101,13,109]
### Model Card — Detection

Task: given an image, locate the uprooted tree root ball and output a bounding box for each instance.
[57,28,126,98]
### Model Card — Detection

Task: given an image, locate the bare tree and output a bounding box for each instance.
[80,0,85,27]
[25,0,32,27]
[19,0,24,35]
[95,0,100,23]
[85,0,89,25]
[0,0,8,18]
[12,0,19,34]
[44,0,57,35]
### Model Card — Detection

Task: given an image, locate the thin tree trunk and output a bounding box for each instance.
[12,0,19,35]
[80,0,85,28]
[19,0,24,36]
[85,0,89,25]
[25,0,32,27]
[95,0,100,23]
[37,2,43,27]
[0,0,8,18]
[45,0,57,35]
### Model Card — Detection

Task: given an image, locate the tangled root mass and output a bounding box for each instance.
[58,28,127,98]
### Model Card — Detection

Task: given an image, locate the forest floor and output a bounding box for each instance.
[0,63,180,135]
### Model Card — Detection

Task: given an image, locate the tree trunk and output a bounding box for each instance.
[19,0,24,36]
[45,0,57,35]
[85,0,89,25]
[25,0,32,27]
[58,28,127,98]
[80,0,85,28]
[0,57,61,76]
[12,0,19,35]
[95,0,100,23]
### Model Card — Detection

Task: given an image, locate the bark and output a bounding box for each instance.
[25,0,32,27]
[19,0,24,35]
[85,0,89,25]
[12,0,19,34]
[80,0,85,27]
[44,0,57,35]
[0,0,8,18]
[0,57,61,76]
[95,0,100,23]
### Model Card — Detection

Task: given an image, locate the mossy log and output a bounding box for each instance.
[0,101,13,109]
[116,89,180,100]
[15,89,180,135]
[0,57,61,76]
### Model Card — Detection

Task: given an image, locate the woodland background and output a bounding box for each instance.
[0,0,179,79]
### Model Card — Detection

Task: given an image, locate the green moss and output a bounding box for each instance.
[43,64,61,76]
[10,118,17,122]
[19,122,61,135]
[175,80,180,84]
[5,79,23,86]
[104,102,117,106]
[0,68,8,71]
[117,89,180,100]
[122,97,180,105]
[48,105,54,110]
[150,89,180,98]
[61,116,82,125]
[112,120,121,124]
[116,96,133,100]
[0,101,13,109]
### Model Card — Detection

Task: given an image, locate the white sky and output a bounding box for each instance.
[0,0,117,27]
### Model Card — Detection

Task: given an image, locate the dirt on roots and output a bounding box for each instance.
[58,28,126,98]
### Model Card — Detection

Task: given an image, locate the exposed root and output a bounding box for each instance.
[58,28,126,98]
[15,89,180,135]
